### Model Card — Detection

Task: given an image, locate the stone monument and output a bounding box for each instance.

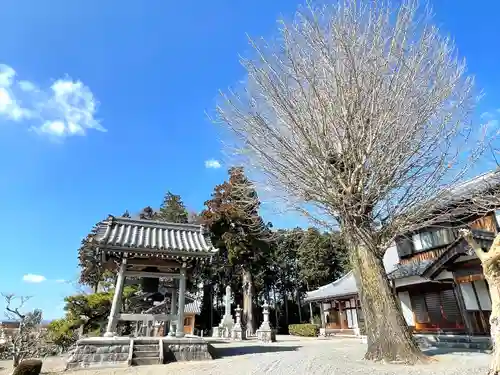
[256,301,276,343]
[212,285,234,338]
[231,305,245,341]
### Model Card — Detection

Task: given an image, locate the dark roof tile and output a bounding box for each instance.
[93,216,217,254]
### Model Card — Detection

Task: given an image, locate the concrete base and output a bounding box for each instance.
[66,336,214,370]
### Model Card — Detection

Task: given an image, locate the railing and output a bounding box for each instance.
[158,338,164,364]
[127,339,134,366]
[118,313,176,322]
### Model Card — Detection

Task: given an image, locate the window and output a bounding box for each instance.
[412,228,453,252]
[184,317,191,326]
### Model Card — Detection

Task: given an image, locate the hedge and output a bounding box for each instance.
[288,324,319,337]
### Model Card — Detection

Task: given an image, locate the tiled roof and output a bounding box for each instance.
[92,216,217,255]
[386,259,434,280]
[304,271,358,302]
[388,229,495,280]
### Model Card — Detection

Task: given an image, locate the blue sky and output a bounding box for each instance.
[1,0,500,320]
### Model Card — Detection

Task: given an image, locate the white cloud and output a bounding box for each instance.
[22,274,46,283]
[18,80,37,92]
[205,159,221,169]
[0,64,15,87]
[55,279,66,283]
[0,63,105,138]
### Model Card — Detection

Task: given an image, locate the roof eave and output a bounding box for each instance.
[96,245,217,258]
[304,292,358,303]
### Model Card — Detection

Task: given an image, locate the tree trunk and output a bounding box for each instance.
[273,287,279,329]
[242,268,255,335]
[351,245,427,364]
[284,293,289,326]
[483,268,500,374]
[296,290,302,323]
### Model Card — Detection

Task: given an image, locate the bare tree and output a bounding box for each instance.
[2,294,44,367]
[215,0,500,364]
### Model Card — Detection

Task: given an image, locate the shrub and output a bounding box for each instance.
[312,315,322,326]
[13,359,42,375]
[288,324,319,337]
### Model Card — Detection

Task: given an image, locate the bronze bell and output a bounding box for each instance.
[141,267,160,294]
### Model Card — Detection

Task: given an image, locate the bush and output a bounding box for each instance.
[288,324,319,337]
[13,359,42,375]
[311,315,322,326]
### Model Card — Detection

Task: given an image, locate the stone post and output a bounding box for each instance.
[168,285,178,336]
[176,266,187,338]
[256,301,276,343]
[231,305,245,341]
[104,257,127,337]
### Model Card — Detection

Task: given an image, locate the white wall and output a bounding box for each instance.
[383,243,399,274]
[398,291,415,326]
[394,276,428,288]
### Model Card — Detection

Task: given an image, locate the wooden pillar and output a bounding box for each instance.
[176,266,187,338]
[319,301,326,328]
[309,303,314,324]
[168,284,178,337]
[104,257,127,337]
[338,300,345,330]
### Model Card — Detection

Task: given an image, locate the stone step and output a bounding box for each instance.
[132,357,162,366]
[133,344,159,352]
[416,338,490,351]
[133,351,159,358]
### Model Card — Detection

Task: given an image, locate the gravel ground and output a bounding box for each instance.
[0,336,491,375]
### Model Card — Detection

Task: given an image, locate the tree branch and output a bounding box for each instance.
[458,228,487,261]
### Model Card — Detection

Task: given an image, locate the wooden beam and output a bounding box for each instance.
[124,271,181,279]
[126,258,182,267]
[118,313,176,322]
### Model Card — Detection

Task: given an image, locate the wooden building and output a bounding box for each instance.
[82,215,217,338]
[146,296,201,336]
[305,170,500,338]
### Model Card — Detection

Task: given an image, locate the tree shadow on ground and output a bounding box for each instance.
[214,345,300,358]
[423,347,490,356]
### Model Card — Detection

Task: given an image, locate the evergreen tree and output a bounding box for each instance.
[202,167,271,334]
[156,192,189,223]
[297,229,349,289]
[139,206,156,220]
[77,219,108,291]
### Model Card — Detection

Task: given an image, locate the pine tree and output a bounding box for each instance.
[139,206,156,220]
[202,167,271,334]
[156,192,189,223]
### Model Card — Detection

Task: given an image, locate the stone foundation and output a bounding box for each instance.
[66,336,214,369]
[66,337,131,370]
[163,337,214,362]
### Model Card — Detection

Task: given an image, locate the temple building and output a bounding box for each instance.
[305,170,500,338]
[88,215,216,338]
[67,215,218,368]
